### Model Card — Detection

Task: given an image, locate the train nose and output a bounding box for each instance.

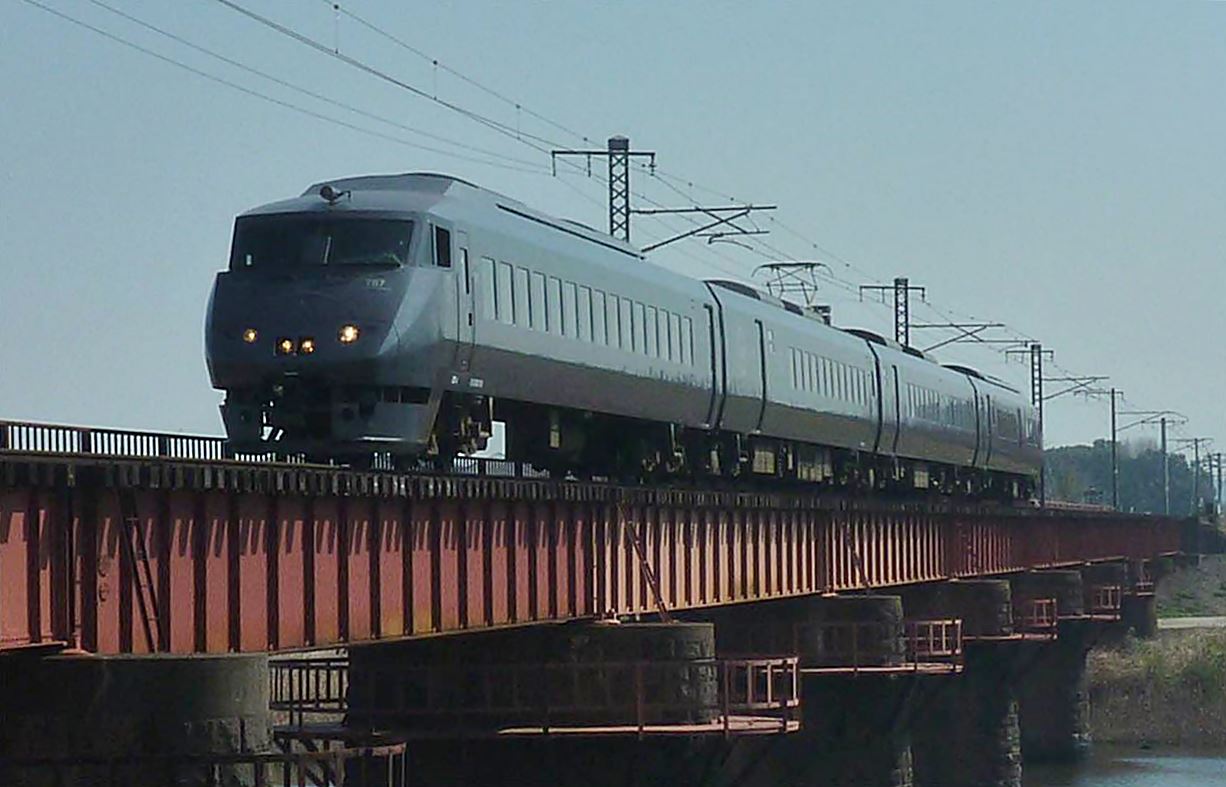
[207,274,405,385]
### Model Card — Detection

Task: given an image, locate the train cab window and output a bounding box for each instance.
[433,226,452,268]
[230,215,413,270]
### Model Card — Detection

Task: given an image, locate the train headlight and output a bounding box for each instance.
[242,328,258,344]
[338,324,360,344]
[299,337,316,355]
[276,337,295,355]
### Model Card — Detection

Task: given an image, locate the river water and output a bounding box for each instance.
[1023,747,1226,786]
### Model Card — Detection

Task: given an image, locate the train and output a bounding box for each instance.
[205,173,1041,497]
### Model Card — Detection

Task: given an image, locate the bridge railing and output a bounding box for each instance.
[269,654,800,737]
[1088,584,1123,615]
[0,418,548,476]
[1015,597,1059,632]
[906,619,963,660]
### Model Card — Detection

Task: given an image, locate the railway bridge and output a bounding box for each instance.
[0,419,1192,787]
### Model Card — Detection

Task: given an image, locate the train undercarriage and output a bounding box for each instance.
[426,393,1033,501]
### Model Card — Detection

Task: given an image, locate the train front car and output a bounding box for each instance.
[205,175,469,460]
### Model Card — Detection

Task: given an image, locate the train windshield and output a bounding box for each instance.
[229,215,414,271]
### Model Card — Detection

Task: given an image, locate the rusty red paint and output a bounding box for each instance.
[0,465,1186,655]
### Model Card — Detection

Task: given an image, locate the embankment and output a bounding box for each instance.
[1088,630,1226,747]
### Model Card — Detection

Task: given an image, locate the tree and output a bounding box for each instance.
[1044,440,1212,515]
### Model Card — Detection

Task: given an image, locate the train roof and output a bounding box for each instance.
[239,172,644,258]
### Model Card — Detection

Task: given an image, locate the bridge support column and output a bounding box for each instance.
[1014,622,1092,763]
[706,594,916,787]
[1011,569,1085,619]
[912,645,1021,787]
[1120,593,1157,637]
[1008,569,1091,763]
[0,653,271,786]
[901,579,1013,639]
[347,623,722,787]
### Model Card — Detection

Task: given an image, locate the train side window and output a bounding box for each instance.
[563,282,578,338]
[547,277,563,336]
[606,294,620,348]
[593,290,608,345]
[578,286,593,342]
[479,257,496,321]
[619,298,633,351]
[529,271,546,331]
[658,309,671,360]
[433,226,452,268]
[634,302,647,353]
[496,262,514,324]
[645,306,659,357]
[514,267,529,327]
[669,313,682,363]
[682,317,693,365]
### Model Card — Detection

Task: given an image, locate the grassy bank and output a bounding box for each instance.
[1157,555,1226,617]
[1088,631,1226,746]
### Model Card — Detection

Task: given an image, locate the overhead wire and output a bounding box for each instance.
[322,0,597,147]
[85,0,550,171]
[18,0,548,174]
[34,0,1202,442]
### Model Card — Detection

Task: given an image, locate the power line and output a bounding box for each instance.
[324,0,596,147]
[18,0,547,174]
[85,0,549,171]
[212,0,561,154]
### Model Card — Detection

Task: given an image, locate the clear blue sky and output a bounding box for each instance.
[3,0,1224,455]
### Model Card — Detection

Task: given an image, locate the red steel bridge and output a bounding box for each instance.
[0,420,1183,656]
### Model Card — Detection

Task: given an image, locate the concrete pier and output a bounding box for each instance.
[912,646,1021,787]
[1014,623,1092,763]
[0,653,270,786]
[702,594,916,787]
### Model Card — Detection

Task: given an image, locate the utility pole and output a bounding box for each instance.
[1119,409,1185,515]
[1175,437,1212,516]
[1005,342,1055,505]
[1211,451,1221,512]
[1078,385,1122,509]
[1162,417,1169,515]
[551,135,656,242]
[1110,389,1119,510]
[859,278,927,346]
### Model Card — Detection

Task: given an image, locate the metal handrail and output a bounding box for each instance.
[791,618,963,670]
[0,418,549,476]
[270,655,800,736]
[1089,584,1123,613]
[906,619,963,660]
[1016,597,1059,631]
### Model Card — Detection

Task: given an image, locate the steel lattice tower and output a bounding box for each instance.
[607,136,631,241]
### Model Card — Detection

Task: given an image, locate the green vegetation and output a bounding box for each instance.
[1155,556,1226,618]
[1089,631,1226,746]
[1046,440,1213,516]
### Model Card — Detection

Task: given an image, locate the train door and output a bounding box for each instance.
[982,394,995,467]
[966,378,982,467]
[890,366,902,453]
[703,303,724,428]
[453,230,474,371]
[754,319,768,432]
